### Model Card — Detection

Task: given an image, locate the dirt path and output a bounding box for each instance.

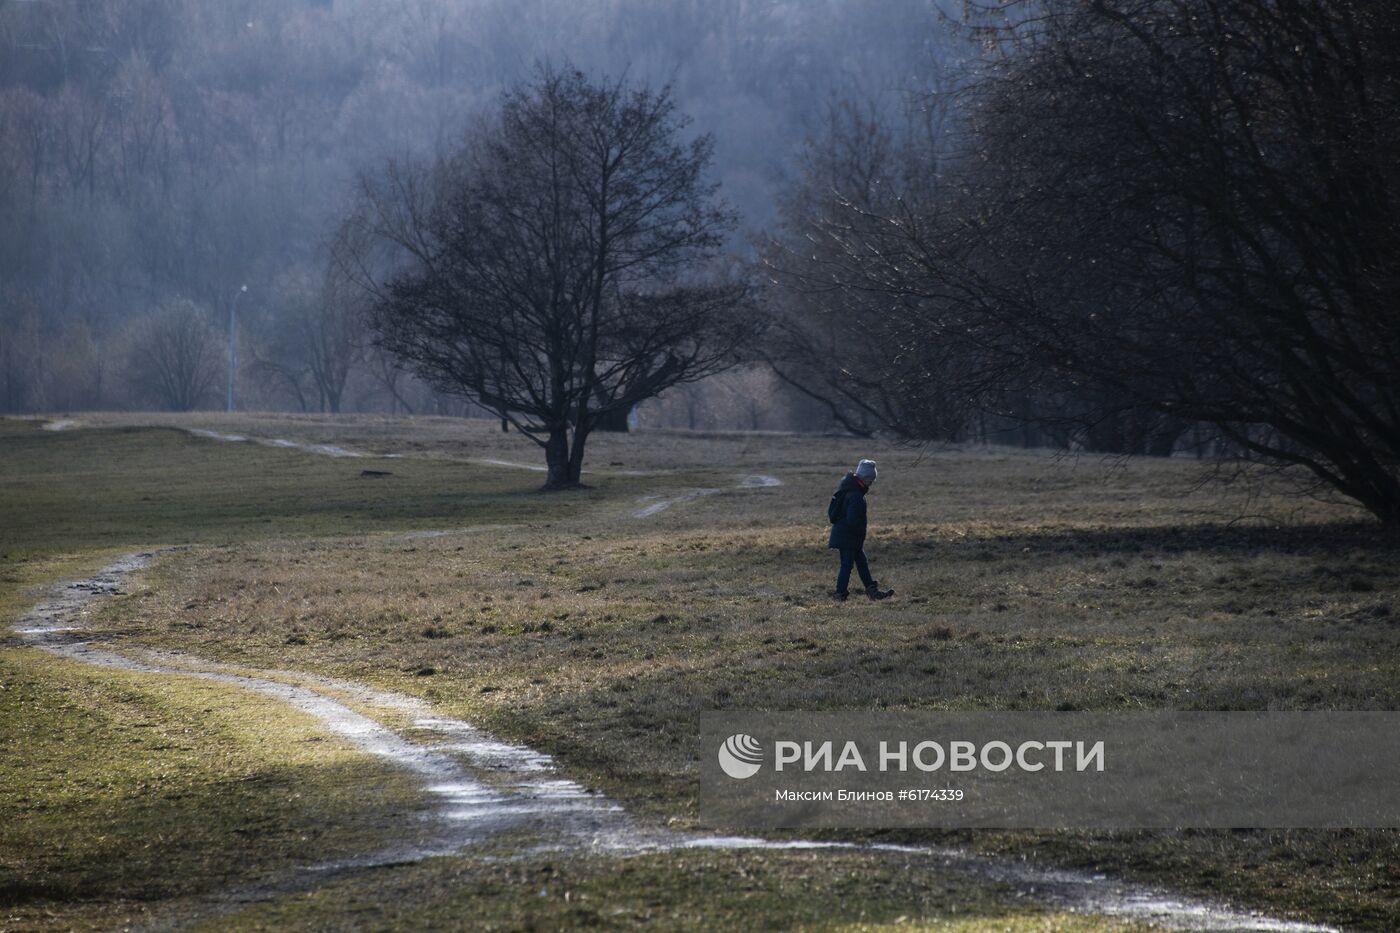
[632,474,784,518]
[186,428,365,459]
[12,553,1338,932]
[187,427,657,478]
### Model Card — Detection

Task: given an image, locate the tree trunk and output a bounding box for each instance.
[543,427,571,489]
[1146,424,1182,458]
[566,425,590,486]
[595,406,630,432]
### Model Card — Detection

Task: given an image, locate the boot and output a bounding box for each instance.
[865,583,894,600]
[831,590,849,601]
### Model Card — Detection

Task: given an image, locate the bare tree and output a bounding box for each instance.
[367,344,416,415]
[301,269,365,414]
[953,0,1400,521]
[125,297,219,411]
[247,266,365,413]
[762,97,1008,442]
[766,1,1400,521]
[340,66,753,487]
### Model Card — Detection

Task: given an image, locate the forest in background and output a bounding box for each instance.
[0,0,955,427]
[5,0,1394,524]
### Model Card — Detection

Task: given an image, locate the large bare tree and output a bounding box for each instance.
[761,97,998,441]
[958,0,1400,521]
[766,1,1400,522]
[339,67,752,487]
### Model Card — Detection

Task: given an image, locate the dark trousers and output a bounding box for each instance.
[835,547,874,595]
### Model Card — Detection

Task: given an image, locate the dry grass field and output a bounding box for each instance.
[3,413,1398,930]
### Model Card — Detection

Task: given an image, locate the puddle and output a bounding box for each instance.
[13,553,1339,932]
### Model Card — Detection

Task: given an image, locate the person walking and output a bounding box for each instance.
[827,459,893,601]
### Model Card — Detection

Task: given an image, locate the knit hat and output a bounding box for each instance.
[854,459,878,484]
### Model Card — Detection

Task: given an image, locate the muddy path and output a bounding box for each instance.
[12,553,1339,932]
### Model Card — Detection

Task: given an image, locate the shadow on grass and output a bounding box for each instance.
[0,755,425,909]
[885,519,1399,559]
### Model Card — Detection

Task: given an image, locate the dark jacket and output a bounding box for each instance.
[827,472,868,550]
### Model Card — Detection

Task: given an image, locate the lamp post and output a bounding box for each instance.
[228,284,247,412]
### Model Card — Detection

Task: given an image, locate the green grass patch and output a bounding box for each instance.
[0,420,606,565]
[189,844,1156,932]
[0,648,426,932]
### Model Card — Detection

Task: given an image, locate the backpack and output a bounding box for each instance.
[828,490,847,525]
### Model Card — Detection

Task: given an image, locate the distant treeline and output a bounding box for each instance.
[0,0,949,424]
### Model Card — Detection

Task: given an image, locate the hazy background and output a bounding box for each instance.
[0,0,960,425]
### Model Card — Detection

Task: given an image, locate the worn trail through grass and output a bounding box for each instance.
[13,549,1339,932]
[180,419,790,519]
